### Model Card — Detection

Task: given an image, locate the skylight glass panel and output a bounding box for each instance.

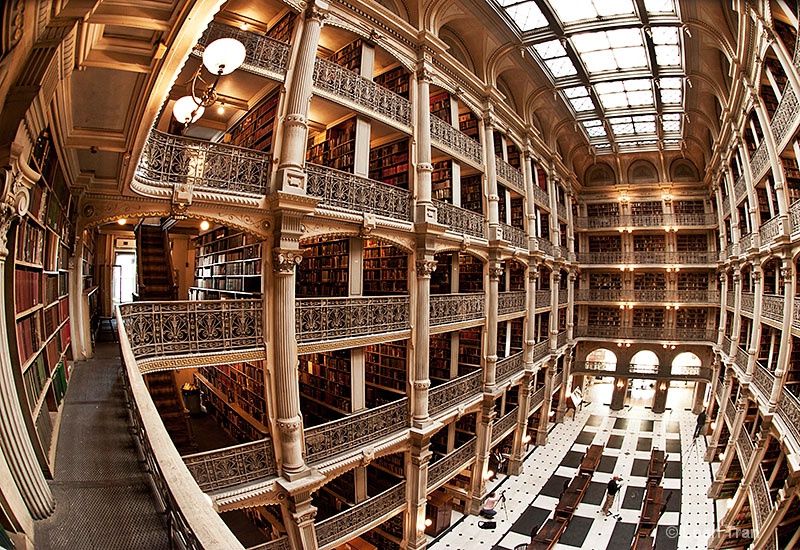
[573,29,648,74]
[502,1,549,31]
[564,86,589,99]
[611,118,635,134]
[595,79,654,110]
[551,0,635,24]
[570,96,596,111]
[534,40,567,59]
[643,0,676,14]
[662,113,681,132]
[651,27,679,45]
[655,45,681,66]
[546,58,578,77]
[632,114,656,133]
[660,88,682,104]
[583,120,606,138]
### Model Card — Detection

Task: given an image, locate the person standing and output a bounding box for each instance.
[601,475,622,516]
[694,410,707,439]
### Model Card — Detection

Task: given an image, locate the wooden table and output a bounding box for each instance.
[529,517,568,549]
[647,449,665,483]
[638,485,664,533]
[579,444,604,475]
[631,533,654,550]
[555,474,591,518]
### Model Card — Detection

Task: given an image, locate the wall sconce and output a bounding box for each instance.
[523,434,532,444]
[719,451,726,461]
[200,220,210,231]
[659,382,667,391]
[117,218,127,225]
[616,379,625,389]
[424,518,433,527]
[172,37,247,128]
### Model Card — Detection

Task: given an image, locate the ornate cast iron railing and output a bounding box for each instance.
[552,370,563,389]
[306,163,412,221]
[535,289,551,308]
[722,198,731,218]
[183,439,278,493]
[574,212,718,229]
[750,470,772,533]
[119,300,263,362]
[429,370,482,416]
[716,378,726,401]
[761,294,784,323]
[791,200,800,234]
[117,311,245,549]
[533,340,549,362]
[313,57,411,128]
[430,293,485,326]
[135,130,271,197]
[795,299,800,331]
[556,202,567,220]
[434,200,487,239]
[530,236,552,255]
[575,289,626,302]
[574,326,717,343]
[491,407,519,444]
[735,348,749,373]
[557,290,568,305]
[759,215,785,245]
[428,438,476,489]
[572,361,617,373]
[529,386,545,414]
[752,363,775,401]
[532,185,549,207]
[725,398,736,425]
[740,292,755,314]
[739,232,754,251]
[500,222,526,248]
[315,483,406,548]
[778,387,800,445]
[556,331,567,348]
[197,22,289,80]
[670,251,718,264]
[576,252,625,264]
[736,429,754,466]
[304,398,408,464]
[734,174,747,202]
[498,291,525,315]
[723,336,733,355]
[296,296,410,342]
[248,538,291,550]
[750,141,770,181]
[495,156,525,195]
[496,352,523,383]
[771,75,799,145]
[430,115,483,166]
[727,291,736,309]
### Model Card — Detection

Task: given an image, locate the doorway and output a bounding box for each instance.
[113,251,137,306]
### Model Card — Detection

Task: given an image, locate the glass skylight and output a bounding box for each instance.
[533,40,578,77]
[662,113,682,133]
[651,27,682,66]
[572,29,648,74]
[643,0,677,14]
[551,0,635,24]
[595,79,654,110]
[563,86,595,112]
[583,120,607,138]
[497,0,549,31]
[659,77,683,105]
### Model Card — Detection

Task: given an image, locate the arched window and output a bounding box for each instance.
[672,352,702,376]
[628,160,659,184]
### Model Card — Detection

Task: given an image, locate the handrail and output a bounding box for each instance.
[117,308,244,549]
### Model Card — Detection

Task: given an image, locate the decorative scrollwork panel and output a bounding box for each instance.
[429,370,482,416]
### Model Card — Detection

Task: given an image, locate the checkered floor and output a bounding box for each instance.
[430,384,715,550]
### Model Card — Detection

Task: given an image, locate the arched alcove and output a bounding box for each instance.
[628,160,659,184]
[672,352,702,376]
[630,349,660,375]
[585,348,618,372]
[584,163,617,186]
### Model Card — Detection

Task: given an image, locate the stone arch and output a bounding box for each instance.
[671,351,702,376]
[670,158,700,182]
[439,26,476,72]
[627,159,659,184]
[583,347,618,372]
[584,163,617,186]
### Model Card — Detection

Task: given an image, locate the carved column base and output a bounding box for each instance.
[468,493,484,516]
[415,201,438,225]
[275,166,308,195]
[610,378,627,410]
[554,405,566,423]
[507,456,524,476]
[536,428,548,446]
[704,444,719,462]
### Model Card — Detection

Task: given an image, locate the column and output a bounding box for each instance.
[483,110,500,227]
[275,0,329,193]
[507,372,532,475]
[730,267,743,352]
[706,366,733,462]
[763,23,800,101]
[750,471,800,549]
[484,258,502,388]
[691,381,707,414]
[468,396,496,515]
[751,91,789,217]
[770,259,795,404]
[610,377,627,411]
[535,360,553,445]
[549,270,561,351]
[414,61,436,224]
[280,490,319,550]
[745,267,763,377]
[406,431,433,550]
[412,254,436,426]
[718,271,729,348]
[708,393,748,498]
[554,345,573,421]
[652,380,668,414]
[0,160,55,520]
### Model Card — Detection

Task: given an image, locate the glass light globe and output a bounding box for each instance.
[202,38,246,75]
[173,95,205,123]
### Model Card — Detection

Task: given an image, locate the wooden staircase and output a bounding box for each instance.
[144,371,196,453]
[135,223,176,301]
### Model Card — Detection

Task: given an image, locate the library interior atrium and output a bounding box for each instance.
[1,0,800,549]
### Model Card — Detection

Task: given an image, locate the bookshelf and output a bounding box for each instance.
[633,234,666,252]
[431,160,452,201]
[588,235,622,252]
[458,110,479,141]
[12,127,73,472]
[506,142,521,169]
[507,260,525,291]
[677,272,709,291]
[460,174,483,213]
[297,238,349,297]
[630,201,662,216]
[299,350,352,423]
[363,239,408,295]
[785,336,800,398]
[510,197,524,229]
[266,11,297,43]
[673,200,705,214]
[365,341,408,394]
[330,38,364,74]
[587,306,622,327]
[586,203,619,217]
[228,91,280,151]
[374,66,410,99]
[589,272,623,290]
[307,118,356,172]
[196,361,269,442]
[632,308,665,327]
[497,185,507,223]
[368,139,410,189]
[676,233,708,251]
[430,91,451,123]
[190,227,262,300]
[430,253,452,295]
[455,412,477,447]
[457,254,483,292]
[497,323,507,358]
[430,332,452,382]
[510,318,523,353]
[458,328,482,374]
[634,272,666,290]
[676,308,707,329]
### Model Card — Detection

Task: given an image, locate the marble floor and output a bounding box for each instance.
[429,383,718,550]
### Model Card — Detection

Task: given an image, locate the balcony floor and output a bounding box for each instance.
[430,383,716,550]
[34,343,171,549]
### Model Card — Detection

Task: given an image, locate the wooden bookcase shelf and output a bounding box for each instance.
[676,308,708,329]
[632,308,665,327]
[363,239,408,295]
[430,333,452,382]
[676,233,708,251]
[673,200,705,214]
[368,139,409,189]
[431,160,452,201]
[634,272,667,290]
[297,238,349,297]
[630,201,662,216]
[307,118,356,172]
[459,111,479,141]
[299,350,352,423]
[365,341,408,393]
[586,203,620,217]
[12,128,73,473]
[374,66,410,99]
[458,328,482,374]
[510,197,524,229]
[191,227,262,300]
[460,174,483,213]
[590,272,623,290]
[455,413,476,447]
[588,235,622,252]
[330,39,364,74]
[677,272,709,291]
[266,10,297,43]
[196,361,269,442]
[228,92,280,151]
[633,234,666,252]
[458,254,483,292]
[430,91,451,123]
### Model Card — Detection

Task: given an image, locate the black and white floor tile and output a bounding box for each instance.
[429,385,715,550]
